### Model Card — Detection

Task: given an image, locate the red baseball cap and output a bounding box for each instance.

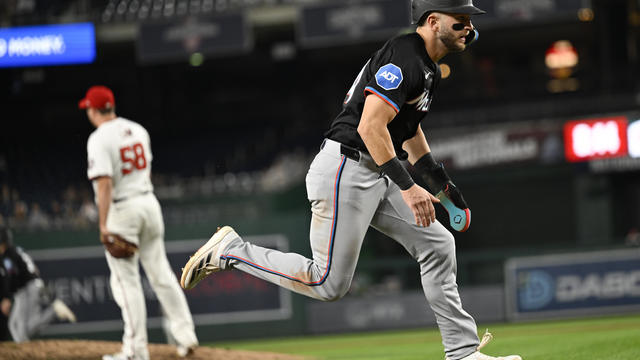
[78,85,115,110]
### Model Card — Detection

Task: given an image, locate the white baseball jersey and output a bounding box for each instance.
[86,117,153,201]
[86,117,198,359]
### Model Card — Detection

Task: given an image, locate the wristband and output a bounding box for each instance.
[413,152,440,173]
[380,157,415,190]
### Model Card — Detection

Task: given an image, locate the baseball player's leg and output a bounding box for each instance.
[138,197,198,349]
[105,202,150,359]
[370,185,478,360]
[23,279,56,338]
[218,152,385,300]
[106,253,150,360]
[7,280,55,341]
[8,286,30,342]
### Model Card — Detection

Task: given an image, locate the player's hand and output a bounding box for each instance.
[1,298,11,316]
[400,184,440,227]
[99,225,109,238]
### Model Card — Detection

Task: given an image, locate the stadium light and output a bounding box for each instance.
[545,40,580,93]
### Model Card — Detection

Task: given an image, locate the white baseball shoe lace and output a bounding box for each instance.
[446,330,522,360]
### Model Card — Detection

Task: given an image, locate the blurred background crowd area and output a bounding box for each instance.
[0,0,640,283]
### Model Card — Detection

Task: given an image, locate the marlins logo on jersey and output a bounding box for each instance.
[415,70,435,112]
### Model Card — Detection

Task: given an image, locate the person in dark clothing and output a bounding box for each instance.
[0,226,77,342]
[0,264,11,341]
[180,1,522,359]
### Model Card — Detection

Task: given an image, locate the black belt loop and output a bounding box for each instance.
[340,144,360,162]
[322,139,360,162]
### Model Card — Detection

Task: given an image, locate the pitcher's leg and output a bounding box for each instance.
[371,187,478,360]
[106,253,149,360]
[139,234,198,348]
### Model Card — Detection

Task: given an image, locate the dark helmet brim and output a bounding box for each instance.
[412,4,486,24]
[438,5,486,15]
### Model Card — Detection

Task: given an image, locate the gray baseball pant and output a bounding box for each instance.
[220,139,479,359]
[9,279,56,342]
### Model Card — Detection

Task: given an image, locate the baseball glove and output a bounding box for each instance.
[101,233,138,258]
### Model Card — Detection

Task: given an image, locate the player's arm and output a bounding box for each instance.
[357,94,398,164]
[402,126,431,164]
[93,176,113,237]
[357,95,439,227]
[405,127,471,231]
[404,127,467,207]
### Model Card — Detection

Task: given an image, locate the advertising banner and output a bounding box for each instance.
[298,0,410,47]
[505,249,640,320]
[137,14,250,64]
[428,124,563,170]
[308,286,505,333]
[563,116,628,162]
[473,0,590,26]
[0,23,96,68]
[30,235,291,335]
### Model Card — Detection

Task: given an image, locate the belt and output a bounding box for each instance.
[321,139,361,162]
[339,143,360,162]
[321,139,379,172]
[113,191,151,203]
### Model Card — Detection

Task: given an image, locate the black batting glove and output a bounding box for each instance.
[441,180,469,210]
[414,153,469,210]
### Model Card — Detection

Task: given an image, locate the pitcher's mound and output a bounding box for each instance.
[0,340,307,360]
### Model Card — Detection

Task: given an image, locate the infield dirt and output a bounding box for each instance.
[0,340,307,360]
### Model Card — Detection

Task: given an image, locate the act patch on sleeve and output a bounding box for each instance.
[375,63,403,90]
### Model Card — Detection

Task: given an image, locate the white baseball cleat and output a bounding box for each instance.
[52,299,77,323]
[102,353,138,360]
[102,352,148,360]
[447,330,522,360]
[180,226,238,290]
[456,352,522,360]
[176,344,196,357]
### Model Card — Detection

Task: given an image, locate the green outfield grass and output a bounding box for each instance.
[211,314,640,360]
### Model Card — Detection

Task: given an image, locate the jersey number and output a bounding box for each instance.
[120,143,147,175]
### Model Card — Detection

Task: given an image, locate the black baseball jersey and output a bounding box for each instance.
[325,32,441,159]
[0,246,38,294]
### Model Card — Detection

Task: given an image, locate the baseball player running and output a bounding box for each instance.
[80,86,198,360]
[181,1,522,359]
[0,226,77,342]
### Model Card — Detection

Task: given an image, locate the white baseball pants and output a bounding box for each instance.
[106,193,198,360]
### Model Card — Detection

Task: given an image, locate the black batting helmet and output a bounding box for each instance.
[412,0,486,24]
